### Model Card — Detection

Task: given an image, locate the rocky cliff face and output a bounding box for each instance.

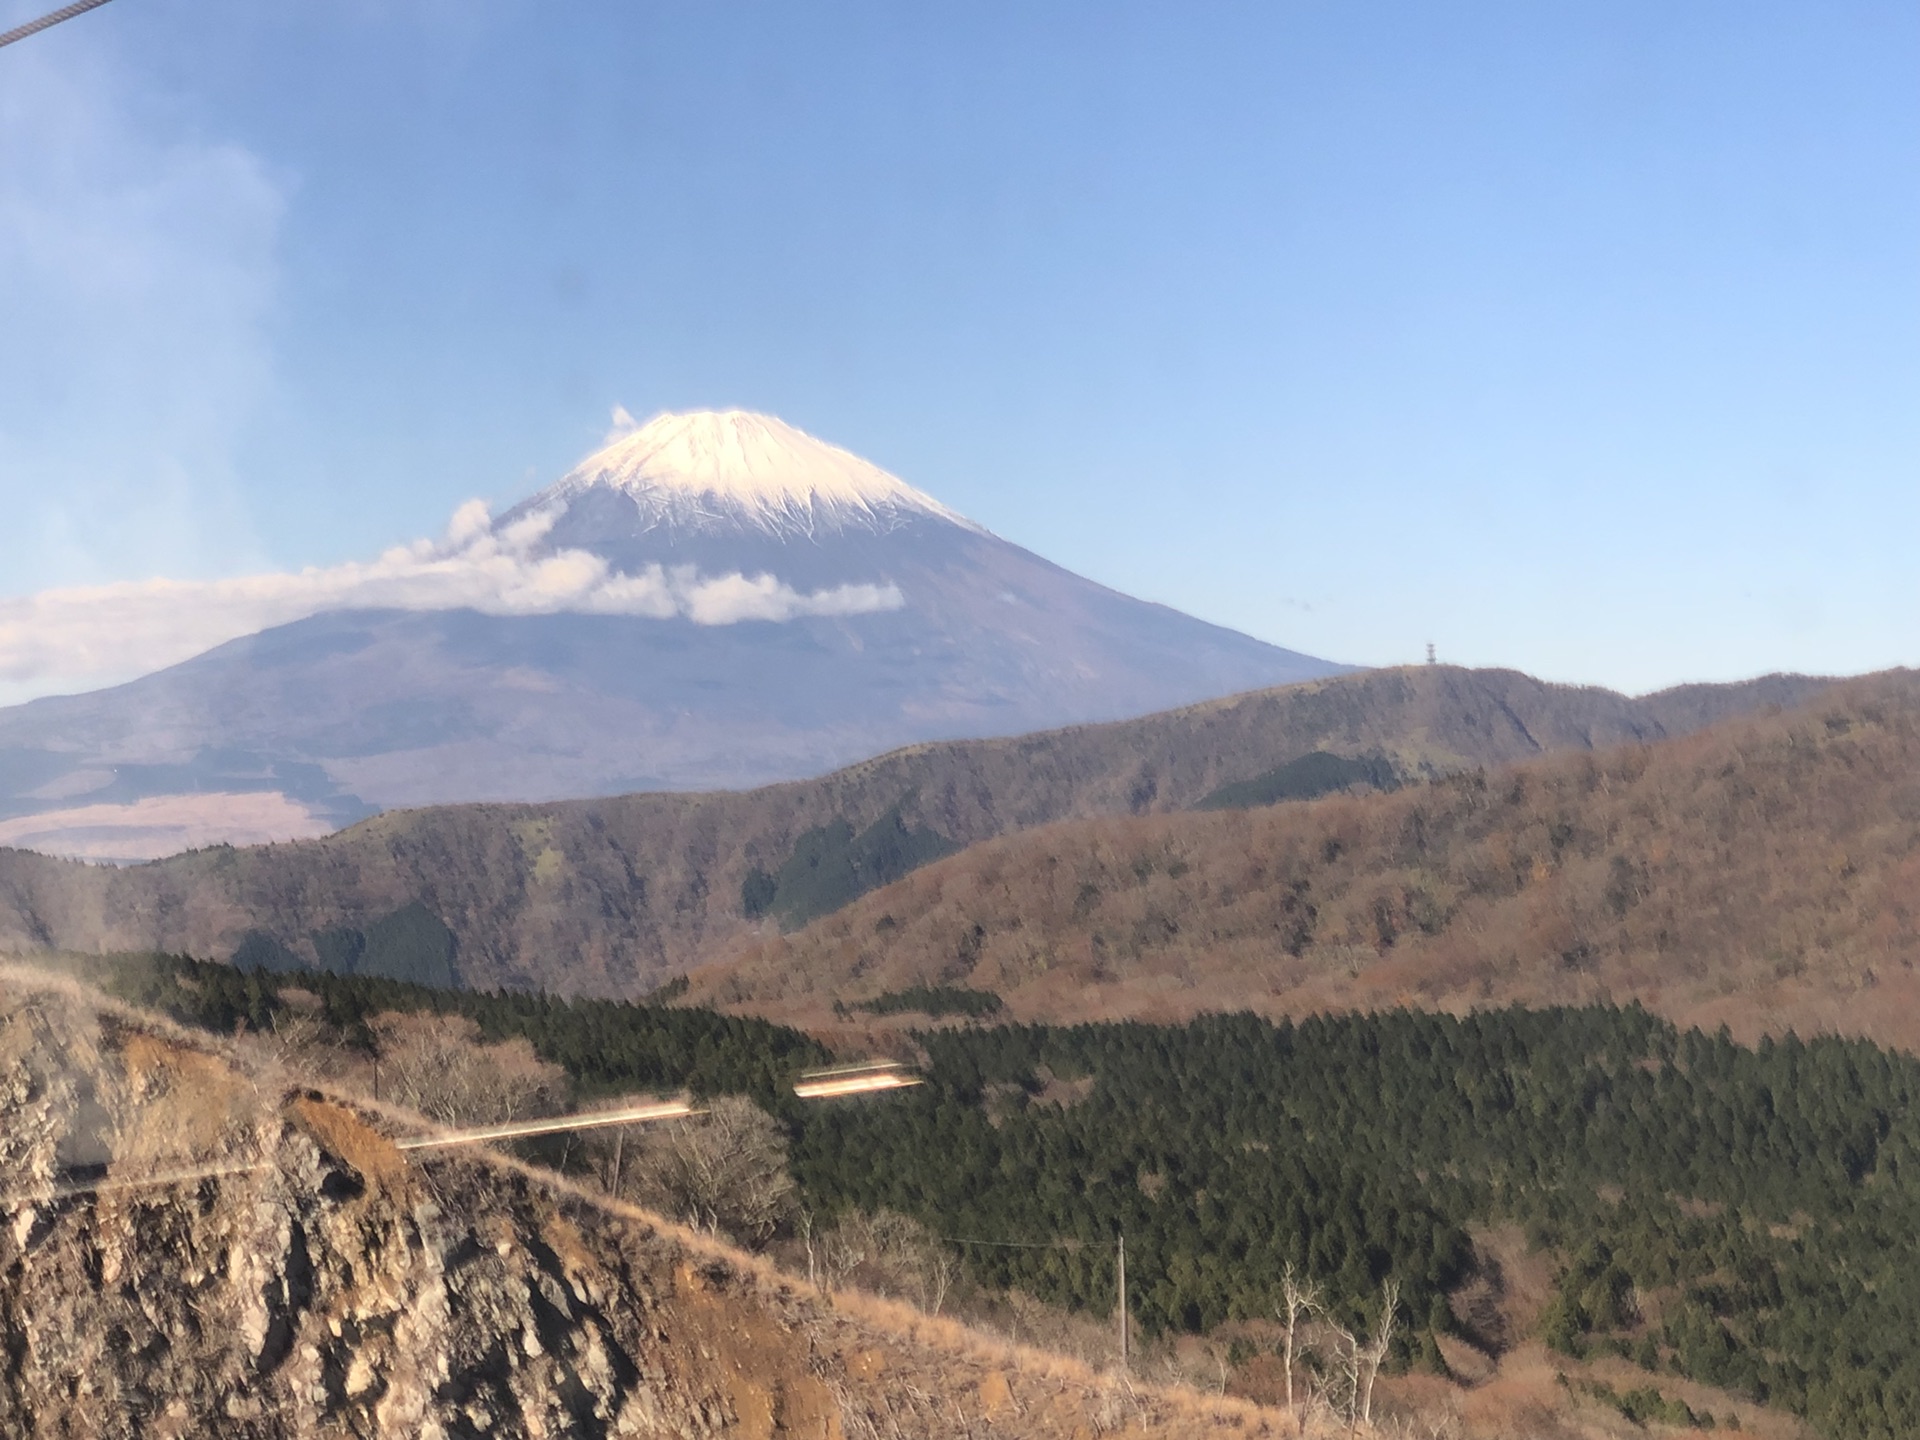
[0,974,1283,1439]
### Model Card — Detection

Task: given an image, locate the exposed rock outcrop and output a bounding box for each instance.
[0,975,1284,1439]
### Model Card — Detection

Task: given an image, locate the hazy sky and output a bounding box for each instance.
[1,0,1915,699]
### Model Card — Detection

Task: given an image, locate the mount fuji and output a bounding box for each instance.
[0,411,1344,859]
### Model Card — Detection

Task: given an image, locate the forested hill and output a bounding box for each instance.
[0,665,1821,996]
[687,669,1920,1054]
[803,1006,1920,1440]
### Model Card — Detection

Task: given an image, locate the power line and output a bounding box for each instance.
[0,0,116,52]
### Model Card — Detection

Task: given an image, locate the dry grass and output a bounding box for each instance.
[110,1030,260,1170]
[285,1094,409,1191]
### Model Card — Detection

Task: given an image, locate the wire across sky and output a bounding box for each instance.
[0,0,115,51]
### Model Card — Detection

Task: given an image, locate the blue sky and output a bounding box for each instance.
[1,0,1915,698]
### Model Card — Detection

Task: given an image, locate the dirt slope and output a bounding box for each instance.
[0,666,1822,997]
[683,670,1920,1053]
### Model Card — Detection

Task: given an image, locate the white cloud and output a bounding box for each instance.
[605,404,641,442]
[0,502,907,705]
[681,572,906,625]
[0,39,286,591]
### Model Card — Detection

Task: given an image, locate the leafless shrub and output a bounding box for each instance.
[258,1006,347,1076]
[569,1097,663,1199]
[627,1095,794,1248]
[368,1011,568,1126]
[817,1209,957,1314]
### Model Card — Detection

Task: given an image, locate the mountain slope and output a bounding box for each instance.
[681,669,1920,1053]
[0,664,1826,996]
[0,410,1341,861]
[0,969,1294,1439]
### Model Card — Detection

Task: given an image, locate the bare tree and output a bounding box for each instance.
[1316,1277,1402,1431]
[369,1011,568,1126]
[257,1005,345,1078]
[1357,1278,1401,1428]
[1327,1313,1362,1431]
[576,1107,636,1199]
[799,1208,818,1287]
[1276,1261,1322,1419]
[629,1096,794,1248]
[925,1242,956,1316]
[816,1209,956,1313]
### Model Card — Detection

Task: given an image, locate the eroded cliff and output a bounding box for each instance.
[0,973,1284,1439]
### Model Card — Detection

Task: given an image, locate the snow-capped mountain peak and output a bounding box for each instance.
[0,401,1344,861]
[542,409,974,538]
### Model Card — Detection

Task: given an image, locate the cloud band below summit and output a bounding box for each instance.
[0,498,904,704]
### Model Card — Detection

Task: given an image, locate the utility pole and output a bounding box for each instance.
[1116,1232,1129,1372]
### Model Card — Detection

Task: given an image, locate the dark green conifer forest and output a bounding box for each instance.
[1193,748,1400,810]
[795,1009,1920,1440]
[740,805,958,929]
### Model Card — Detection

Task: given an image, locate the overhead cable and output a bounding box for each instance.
[0,0,116,52]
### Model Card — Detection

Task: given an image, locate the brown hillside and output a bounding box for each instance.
[0,666,1822,996]
[683,670,1920,1053]
[0,968,1320,1440]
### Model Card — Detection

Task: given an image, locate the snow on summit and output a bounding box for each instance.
[545,409,975,538]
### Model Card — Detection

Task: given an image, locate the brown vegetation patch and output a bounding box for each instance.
[286,1093,409,1192]
[688,672,1920,1053]
[1031,1066,1096,1109]
[109,1028,255,1168]
[1448,1225,1557,1357]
